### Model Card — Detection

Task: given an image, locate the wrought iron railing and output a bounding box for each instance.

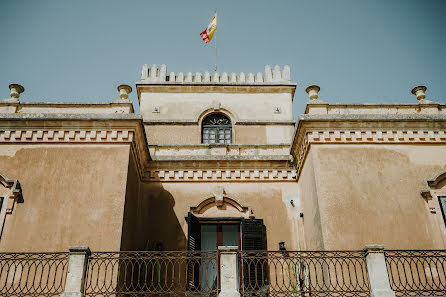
[239,250,370,297]
[0,252,69,297]
[83,251,219,297]
[385,250,446,296]
[3,249,446,297]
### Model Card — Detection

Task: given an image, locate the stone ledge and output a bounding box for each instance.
[299,114,446,121]
[144,120,296,125]
[0,101,132,105]
[308,102,444,107]
[0,113,142,120]
[150,144,291,148]
[151,155,291,161]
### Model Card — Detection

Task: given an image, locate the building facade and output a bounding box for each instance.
[0,64,445,255]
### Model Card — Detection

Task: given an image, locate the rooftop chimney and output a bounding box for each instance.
[411,85,427,102]
[305,85,320,101]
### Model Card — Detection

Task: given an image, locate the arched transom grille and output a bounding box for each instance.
[202,113,232,144]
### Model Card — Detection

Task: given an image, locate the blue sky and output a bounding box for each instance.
[0,0,445,118]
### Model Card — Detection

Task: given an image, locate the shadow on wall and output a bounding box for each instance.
[144,182,187,251]
[120,153,186,251]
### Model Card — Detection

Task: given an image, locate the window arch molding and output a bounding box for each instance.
[196,107,238,124]
[420,170,446,233]
[198,109,236,144]
[421,170,446,200]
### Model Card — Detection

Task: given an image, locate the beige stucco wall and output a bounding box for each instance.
[297,150,324,250]
[144,124,294,145]
[0,144,131,252]
[140,92,293,122]
[140,91,294,145]
[140,182,302,251]
[304,144,446,250]
[120,151,151,251]
[145,125,200,145]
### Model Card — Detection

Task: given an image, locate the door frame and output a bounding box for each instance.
[197,217,242,291]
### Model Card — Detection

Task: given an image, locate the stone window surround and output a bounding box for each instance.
[0,173,23,240]
[198,108,236,145]
[421,170,446,235]
[201,113,232,145]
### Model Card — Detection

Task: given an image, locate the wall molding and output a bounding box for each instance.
[145,168,297,182]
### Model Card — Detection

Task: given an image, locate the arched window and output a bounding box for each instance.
[202,113,232,144]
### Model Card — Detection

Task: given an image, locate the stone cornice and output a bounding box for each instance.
[0,101,134,114]
[291,115,446,181]
[304,102,444,113]
[0,113,142,120]
[0,113,150,180]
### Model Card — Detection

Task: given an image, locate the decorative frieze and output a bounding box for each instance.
[146,169,297,182]
[0,129,134,143]
[306,130,446,143]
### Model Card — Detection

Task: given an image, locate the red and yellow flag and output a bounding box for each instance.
[200,14,217,43]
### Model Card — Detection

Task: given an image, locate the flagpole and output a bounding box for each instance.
[215,11,218,72]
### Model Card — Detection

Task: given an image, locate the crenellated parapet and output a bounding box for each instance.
[139,64,293,84]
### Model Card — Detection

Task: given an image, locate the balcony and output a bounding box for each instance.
[0,247,445,296]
